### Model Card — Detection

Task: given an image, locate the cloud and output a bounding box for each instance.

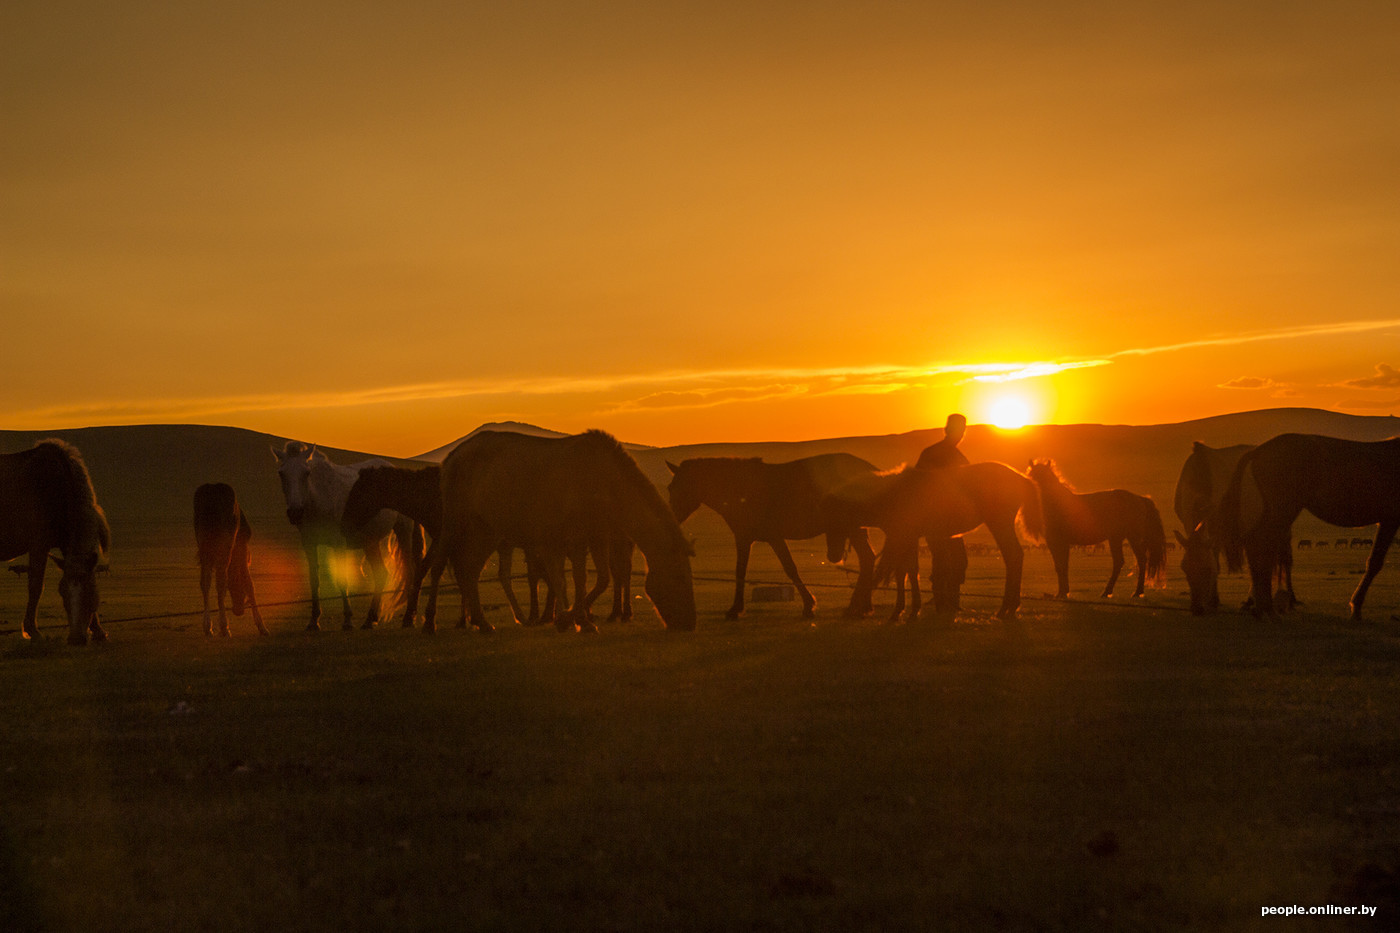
[1107,318,1400,360]
[1341,363,1400,390]
[1219,376,1277,390]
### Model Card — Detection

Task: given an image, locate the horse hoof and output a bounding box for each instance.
[360,621,376,631]
[90,627,108,643]
[477,621,496,635]
[67,633,87,646]
[579,622,599,634]
[725,609,743,621]
[306,621,321,633]
[421,622,437,635]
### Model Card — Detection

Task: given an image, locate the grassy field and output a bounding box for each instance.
[2,530,1400,931]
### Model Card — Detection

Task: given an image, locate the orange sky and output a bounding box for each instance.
[4,1,1398,456]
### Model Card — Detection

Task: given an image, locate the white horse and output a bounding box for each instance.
[272,441,422,631]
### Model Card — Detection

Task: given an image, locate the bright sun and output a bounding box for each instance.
[987,395,1033,430]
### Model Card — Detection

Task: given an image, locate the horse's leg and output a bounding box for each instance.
[244,563,269,636]
[527,554,543,624]
[989,520,1025,619]
[360,541,387,629]
[608,539,634,622]
[842,527,876,618]
[402,535,434,629]
[302,542,323,631]
[929,537,964,615]
[1350,520,1398,621]
[215,558,232,637]
[1243,531,1278,619]
[20,551,45,640]
[421,533,453,634]
[1102,539,1125,598]
[770,539,816,619]
[727,538,753,620]
[889,549,906,624]
[1276,540,1298,611]
[558,544,589,632]
[1049,542,1071,599]
[454,538,496,633]
[200,560,215,636]
[577,541,609,634]
[497,547,529,625]
[1128,537,1148,598]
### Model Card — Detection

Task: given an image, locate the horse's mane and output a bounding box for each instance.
[1029,458,1074,492]
[35,439,110,553]
[583,430,691,552]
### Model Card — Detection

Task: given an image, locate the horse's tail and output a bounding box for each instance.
[385,517,421,613]
[1217,451,1259,574]
[1017,474,1045,544]
[1143,498,1167,587]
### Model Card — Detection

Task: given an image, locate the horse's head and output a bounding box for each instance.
[640,529,697,632]
[273,442,317,526]
[1027,459,1056,485]
[1176,524,1219,615]
[53,549,103,646]
[665,461,703,523]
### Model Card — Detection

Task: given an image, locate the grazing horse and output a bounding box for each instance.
[425,430,695,632]
[0,440,110,645]
[1217,434,1400,620]
[1173,441,1295,615]
[340,464,614,627]
[820,461,1043,620]
[194,483,268,636]
[665,453,878,620]
[272,441,421,631]
[1028,460,1166,599]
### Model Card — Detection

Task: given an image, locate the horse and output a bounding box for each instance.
[193,483,268,636]
[424,430,694,632]
[0,440,111,645]
[1173,441,1295,615]
[820,461,1044,620]
[272,441,422,631]
[665,453,878,620]
[1217,433,1400,620]
[1027,460,1166,599]
[339,464,628,627]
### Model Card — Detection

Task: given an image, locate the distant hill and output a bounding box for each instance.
[412,422,571,462]
[2,409,1394,554]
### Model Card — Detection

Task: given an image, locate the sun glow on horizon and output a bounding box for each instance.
[986,394,1034,430]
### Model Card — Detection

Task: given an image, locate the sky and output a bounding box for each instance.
[4,1,1399,456]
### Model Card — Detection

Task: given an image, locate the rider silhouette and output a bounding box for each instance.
[915,414,970,614]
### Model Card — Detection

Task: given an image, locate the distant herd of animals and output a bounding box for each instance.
[3,419,1398,646]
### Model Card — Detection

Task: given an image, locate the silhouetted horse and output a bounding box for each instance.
[1173,441,1295,615]
[194,483,268,636]
[273,441,421,631]
[425,430,694,632]
[339,464,633,628]
[821,461,1044,620]
[666,453,878,620]
[1217,433,1400,619]
[1028,460,1166,599]
[0,440,110,644]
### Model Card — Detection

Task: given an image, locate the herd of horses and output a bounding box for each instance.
[3,425,1398,645]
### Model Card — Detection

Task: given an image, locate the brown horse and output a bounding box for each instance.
[194,483,268,637]
[0,440,111,645]
[665,453,878,620]
[1028,460,1166,599]
[341,465,634,628]
[821,461,1044,620]
[1173,441,1295,615]
[425,430,694,632]
[1217,433,1400,620]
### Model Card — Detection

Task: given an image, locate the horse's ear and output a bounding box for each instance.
[665,461,679,475]
[1174,530,1189,548]
[305,444,318,462]
[49,553,65,571]
[271,444,285,464]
